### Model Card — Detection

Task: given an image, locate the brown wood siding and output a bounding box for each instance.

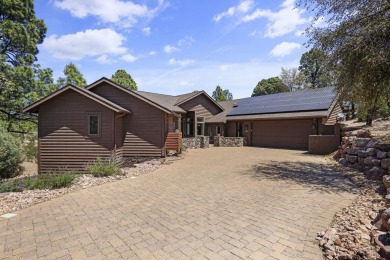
[179,94,222,120]
[90,82,164,157]
[250,119,313,150]
[38,90,114,173]
[325,102,342,125]
[226,122,237,137]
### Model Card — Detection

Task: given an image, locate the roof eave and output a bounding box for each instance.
[86,77,173,114]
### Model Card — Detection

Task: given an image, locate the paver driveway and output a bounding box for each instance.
[0,147,358,260]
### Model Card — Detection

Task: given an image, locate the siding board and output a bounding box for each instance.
[179,94,222,119]
[90,83,165,157]
[39,90,114,173]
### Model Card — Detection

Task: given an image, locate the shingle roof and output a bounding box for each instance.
[228,87,336,116]
[207,100,240,123]
[24,85,131,114]
[136,91,186,113]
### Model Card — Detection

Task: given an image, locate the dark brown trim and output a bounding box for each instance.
[23,85,130,114]
[175,91,225,111]
[86,77,173,114]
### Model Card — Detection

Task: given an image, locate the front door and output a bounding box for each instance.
[242,122,252,146]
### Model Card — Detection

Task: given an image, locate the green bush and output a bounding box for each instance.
[0,128,24,179]
[0,172,77,193]
[87,157,120,177]
[23,134,37,162]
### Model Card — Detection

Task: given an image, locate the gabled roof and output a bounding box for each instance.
[228,87,336,117]
[136,90,224,114]
[86,77,173,114]
[136,91,186,113]
[23,85,130,114]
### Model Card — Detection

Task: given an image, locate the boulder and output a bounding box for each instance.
[346,155,358,163]
[356,129,372,138]
[358,157,365,166]
[367,167,386,180]
[349,147,361,155]
[355,138,372,147]
[376,143,390,152]
[386,195,390,208]
[367,139,382,148]
[383,175,390,189]
[382,208,390,232]
[377,151,388,159]
[357,150,368,158]
[339,158,347,165]
[366,148,378,157]
[382,159,390,169]
[373,159,382,167]
[364,156,375,166]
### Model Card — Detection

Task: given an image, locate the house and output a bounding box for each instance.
[24,78,340,173]
[23,77,223,173]
[222,87,341,150]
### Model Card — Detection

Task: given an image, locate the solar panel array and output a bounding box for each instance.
[228,87,336,116]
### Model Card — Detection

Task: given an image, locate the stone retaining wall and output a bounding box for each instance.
[182,136,209,149]
[214,136,247,147]
[339,127,390,179]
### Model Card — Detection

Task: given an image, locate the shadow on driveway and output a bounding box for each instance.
[244,161,359,194]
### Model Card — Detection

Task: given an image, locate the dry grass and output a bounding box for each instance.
[343,118,390,142]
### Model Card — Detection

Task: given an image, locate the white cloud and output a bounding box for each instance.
[214,0,254,22]
[53,0,166,28]
[270,42,301,57]
[96,54,111,64]
[121,54,137,62]
[142,27,151,36]
[149,51,157,56]
[242,0,309,38]
[177,36,194,47]
[219,64,232,71]
[42,29,127,60]
[164,45,180,54]
[163,36,194,54]
[168,58,194,66]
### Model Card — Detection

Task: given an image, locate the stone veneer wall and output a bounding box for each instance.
[182,136,209,149]
[339,127,390,179]
[214,136,247,147]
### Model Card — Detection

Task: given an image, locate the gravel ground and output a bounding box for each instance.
[317,159,384,259]
[0,159,171,215]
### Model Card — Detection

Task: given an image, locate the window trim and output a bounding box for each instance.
[86,112,101,138]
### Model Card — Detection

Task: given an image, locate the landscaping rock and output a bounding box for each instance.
[366,148,377,157]
[356,129,372,138]
[377,151,388,159]
[376,143,390,152]
[381,208,390,232]
[381,159,390,169]
[356,150,368,158]
[346,155,358,163]
[339,158,347,165]
[366,167,386,180]
[354,138,372,147]
[357,157,365,166]
[383,175,390,189]
[363,156,375,166]
[366,139,382,148]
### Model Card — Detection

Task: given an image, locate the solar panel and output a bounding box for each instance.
[228,87,336,116]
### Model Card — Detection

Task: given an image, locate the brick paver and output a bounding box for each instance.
[0,147,357,259]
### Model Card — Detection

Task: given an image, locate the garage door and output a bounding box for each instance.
[251,119,313,150]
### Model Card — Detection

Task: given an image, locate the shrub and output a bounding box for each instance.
[0,172,77,193]
[0,128,24,179]
[87,157,120,177]
[23,134,37,162]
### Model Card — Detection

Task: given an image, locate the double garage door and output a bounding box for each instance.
[249,119,313,150]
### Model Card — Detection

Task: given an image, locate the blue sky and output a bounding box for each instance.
[35,0,316,98]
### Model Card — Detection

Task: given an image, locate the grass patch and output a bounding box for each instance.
[87,157,120,177]
[0,172,77,193]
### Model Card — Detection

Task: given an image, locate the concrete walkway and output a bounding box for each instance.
[0,147,357,259]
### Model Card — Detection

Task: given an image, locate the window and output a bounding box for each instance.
[88,114,100,136]
[216,125,221,135]
[186,117,194,136]
[197,117,205,136]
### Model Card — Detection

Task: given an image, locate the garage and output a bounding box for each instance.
[220,87,341,151]
[250,119,313,149]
